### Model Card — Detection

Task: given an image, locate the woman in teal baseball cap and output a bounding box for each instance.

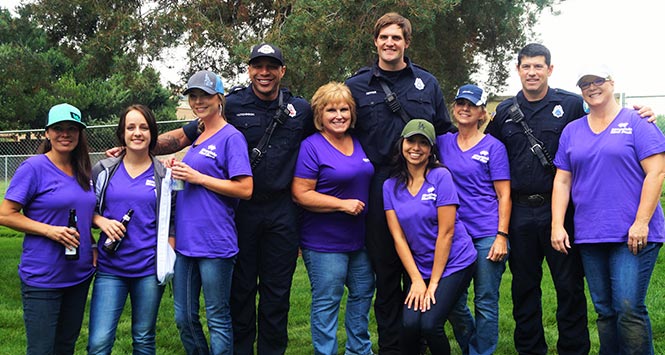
[0,102,95,355]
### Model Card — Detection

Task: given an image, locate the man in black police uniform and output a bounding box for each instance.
[486,43,589,355]
[154,44,313,354]
[488,44,655,355]
[345,12,455,354]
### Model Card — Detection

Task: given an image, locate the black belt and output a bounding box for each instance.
[512,192,552,207]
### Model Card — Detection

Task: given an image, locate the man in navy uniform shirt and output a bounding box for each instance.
[345,12,454,354]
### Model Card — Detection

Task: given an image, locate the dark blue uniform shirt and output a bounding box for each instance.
[345,57,454,166]
[184,86,314,195]
[486,87,585,194]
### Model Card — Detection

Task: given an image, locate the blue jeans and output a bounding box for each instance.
[174,253,235,355]
[579,242,661,355]
[87,272,165,355]
[302,248,375,355]
[449,236,509,355]
[21,276,92,355]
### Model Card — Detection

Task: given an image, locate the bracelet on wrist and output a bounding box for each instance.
[497,231,509,238]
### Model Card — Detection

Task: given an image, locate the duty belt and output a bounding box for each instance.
[512,192,552,207]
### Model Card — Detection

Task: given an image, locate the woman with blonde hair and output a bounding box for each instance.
[171,70,253,355]
[441,84,511,355]
[552,64,665,354]
[292,82,375,355]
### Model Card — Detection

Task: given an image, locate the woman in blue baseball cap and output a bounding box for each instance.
[171,70,254,354]
[0,103,95,355]
[439,84,512,355]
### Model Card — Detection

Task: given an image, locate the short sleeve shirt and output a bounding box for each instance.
[554,108,665,243]
[294,133,374,252]
[6,155,96,288]
[383,167,476,279]
[97,163,158,277]
[175,124,252,258]
[437,133,510,238]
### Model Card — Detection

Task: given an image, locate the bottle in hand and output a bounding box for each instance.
[102,209,134,253]
[65,209,79,260]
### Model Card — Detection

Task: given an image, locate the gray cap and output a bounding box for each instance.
[183,70,225,95]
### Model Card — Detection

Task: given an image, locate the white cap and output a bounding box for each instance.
[576,63,612,86]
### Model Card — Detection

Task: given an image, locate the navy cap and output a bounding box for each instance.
[454,84,488,106]
[248,43,284,66]
[183,70,224,95]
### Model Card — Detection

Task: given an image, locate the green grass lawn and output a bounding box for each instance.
[0,232,664,354]
[0,180,663,354]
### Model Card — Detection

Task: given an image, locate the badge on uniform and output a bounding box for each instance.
[552,104,564,118]
[414,78,424,91]
[287,103,296,117]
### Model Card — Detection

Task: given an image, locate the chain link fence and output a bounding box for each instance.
[0,121,188,192]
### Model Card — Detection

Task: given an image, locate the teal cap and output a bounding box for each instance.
[46,103,85,129]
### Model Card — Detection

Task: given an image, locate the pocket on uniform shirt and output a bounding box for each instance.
[356,95,382,130]
[405,91,435,120]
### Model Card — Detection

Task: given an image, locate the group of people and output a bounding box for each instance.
[1,10,664,355]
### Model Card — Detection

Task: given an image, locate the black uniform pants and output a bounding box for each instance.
[230,192,299,355]
[509,202,590,355]
[366,167,407,355]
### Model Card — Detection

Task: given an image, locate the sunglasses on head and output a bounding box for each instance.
[578,77,608,90]
[454,99,477,107]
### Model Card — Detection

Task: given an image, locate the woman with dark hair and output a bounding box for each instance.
[0,103,95,355]
[87,104,174,355]
[383,119,476,355]
[291,82,375,355]
[171,70,253,354]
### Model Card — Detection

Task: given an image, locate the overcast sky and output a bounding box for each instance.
[501,0,665,112]
[4,0,664,112]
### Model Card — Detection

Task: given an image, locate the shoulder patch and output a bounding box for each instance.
[226,85,247,96]
[350,66,371,78]
[412,63,431,74]
[553,88,579,97]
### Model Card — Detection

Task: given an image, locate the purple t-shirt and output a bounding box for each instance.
[97,163,157,277]
[383,167,477,279]
[175,124,252,258]
[6,155,96,288]
[294,133,374,252]
[554,108,665,244]
[437,133,510,239]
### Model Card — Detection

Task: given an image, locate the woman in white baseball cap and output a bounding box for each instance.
[552,64,665,354]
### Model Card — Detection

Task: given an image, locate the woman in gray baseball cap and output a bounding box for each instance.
[172,70,254,354]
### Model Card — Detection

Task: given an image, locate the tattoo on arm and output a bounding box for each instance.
[153,134,183,155]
